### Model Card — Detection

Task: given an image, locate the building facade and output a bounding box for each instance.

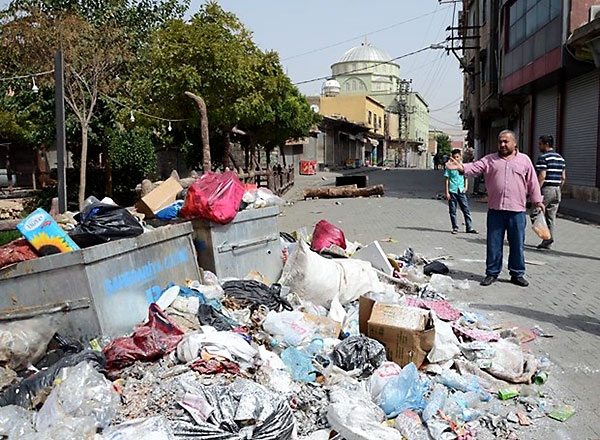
[456,0,600,202]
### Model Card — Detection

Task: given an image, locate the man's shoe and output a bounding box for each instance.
[480,275,497,286]
[536,239,553,249]
[451,229,458,234]
[510,276,529,287]
[466,229,479,234]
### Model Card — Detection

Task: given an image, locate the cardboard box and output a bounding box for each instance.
[135,176,183,218]
[17,208,80,255]
[359,295,435,367]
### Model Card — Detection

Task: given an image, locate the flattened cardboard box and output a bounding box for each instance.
[359,295,435,368]
[135,176,183,219]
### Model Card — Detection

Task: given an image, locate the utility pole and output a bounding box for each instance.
[473,0,481,158]
[54,50,67,213]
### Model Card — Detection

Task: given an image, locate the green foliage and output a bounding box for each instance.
[133,1,317,168]
[0,230,21,246]
[435,133,452,156]
[108,127,156,203]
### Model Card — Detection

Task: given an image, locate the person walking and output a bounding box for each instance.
[444,149,478,235]
[535,135,566,249]
[445,130,544,287]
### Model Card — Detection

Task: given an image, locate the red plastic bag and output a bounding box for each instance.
[179,171,245,224]
[103,303,185,371]
[311,219,346,252]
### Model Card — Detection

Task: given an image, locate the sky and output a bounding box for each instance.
[191,0,467,137]
[0,0,466,136]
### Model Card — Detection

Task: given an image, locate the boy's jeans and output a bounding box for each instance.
[448,192,473,231]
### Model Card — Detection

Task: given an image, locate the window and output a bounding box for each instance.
[508,0,561,49]
[368,111,372,124]
[345,81,351,91]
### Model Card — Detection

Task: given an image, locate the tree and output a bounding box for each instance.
[134,2,317,170]
[0,0,187,208]
[435,133,452,156]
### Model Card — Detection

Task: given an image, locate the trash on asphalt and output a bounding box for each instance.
[0,216,573,439]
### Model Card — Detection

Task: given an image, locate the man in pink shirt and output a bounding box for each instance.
[446,130,544,287]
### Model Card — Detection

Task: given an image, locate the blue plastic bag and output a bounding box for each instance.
[281,347,316,382]
[376,363,428,418]
[155,200,183,220]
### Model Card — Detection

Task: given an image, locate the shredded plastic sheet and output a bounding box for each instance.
[222,280,292,312]
[102,416,175,440]
[170,378,294,439]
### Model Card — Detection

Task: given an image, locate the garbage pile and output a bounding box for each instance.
[0,170,285,270]
[0,220,572,439]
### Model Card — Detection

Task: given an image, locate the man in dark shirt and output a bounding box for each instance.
[535,135,566,249]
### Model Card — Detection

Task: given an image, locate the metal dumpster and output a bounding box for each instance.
[0,222,200,341]
[191,206,283,282]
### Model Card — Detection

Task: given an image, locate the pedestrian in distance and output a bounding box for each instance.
[444,149,478,235]
[445,130,544,288]
[535,135,566,250]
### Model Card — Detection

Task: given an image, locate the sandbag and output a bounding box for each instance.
[279,241,384,308]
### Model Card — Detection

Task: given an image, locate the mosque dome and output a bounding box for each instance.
[321,79,341,96]
[335,42,393,64]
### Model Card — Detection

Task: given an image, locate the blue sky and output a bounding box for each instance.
[191,0,467,136]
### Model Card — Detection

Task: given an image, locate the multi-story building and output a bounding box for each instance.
[456,0,600,202]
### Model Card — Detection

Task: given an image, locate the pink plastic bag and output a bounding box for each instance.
[180,171,245,224]
[311,219,346,252]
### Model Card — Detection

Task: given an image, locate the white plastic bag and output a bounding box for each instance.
[531,210,551,240]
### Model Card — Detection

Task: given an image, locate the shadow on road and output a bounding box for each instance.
[524,245,600,262]
[474,304,600,336]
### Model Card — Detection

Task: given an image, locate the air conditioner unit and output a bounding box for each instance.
[374,122,380,130]
[590,5,600,22]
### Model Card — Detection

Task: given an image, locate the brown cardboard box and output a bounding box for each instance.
[135,177,183,218]
[359,295,435,367]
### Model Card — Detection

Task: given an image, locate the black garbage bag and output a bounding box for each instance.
[69,202,144,248]
[34,333,85,370]
[222,280,292,312]
[424,260,449,276]
[197,304,232,331]
[330,334,386,378]
[0,350,106,409]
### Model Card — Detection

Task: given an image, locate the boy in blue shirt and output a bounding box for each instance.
[444,149,478,235]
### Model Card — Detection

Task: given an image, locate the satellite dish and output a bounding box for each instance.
[310,104,320,113]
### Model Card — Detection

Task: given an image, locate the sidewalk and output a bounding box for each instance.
[559,197,600,225]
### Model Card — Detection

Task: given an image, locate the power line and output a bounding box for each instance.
[101,93,189,123]
[293,43,446,86]
[0,69,54,81]
[430,96,462,112]
[282,8,449,61]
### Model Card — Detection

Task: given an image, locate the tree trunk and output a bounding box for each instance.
[184,91,211,172]
[223,130,231,170]
[303,184,384,199]
[78,122,89,210]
